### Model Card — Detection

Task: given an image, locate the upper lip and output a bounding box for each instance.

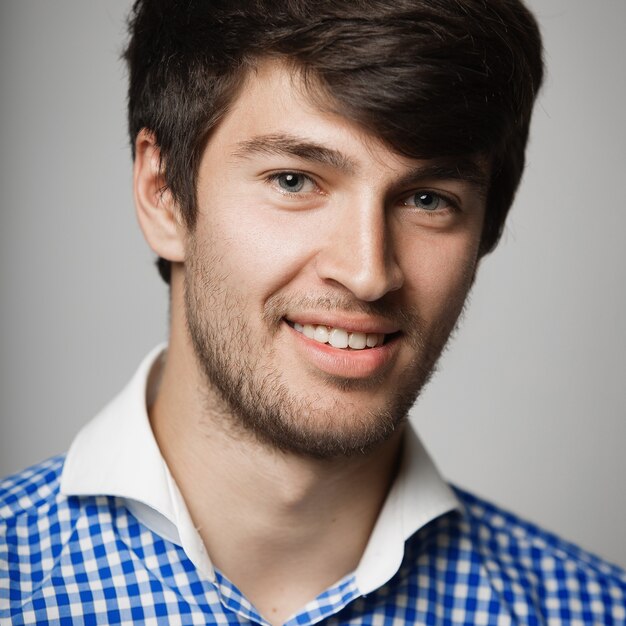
[284,313,400,335]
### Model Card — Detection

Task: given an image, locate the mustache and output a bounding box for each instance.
[263,293,424,331]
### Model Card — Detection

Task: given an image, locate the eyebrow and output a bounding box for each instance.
[232,133,357,173]
[391,159,490,197]
[233,133,489,194]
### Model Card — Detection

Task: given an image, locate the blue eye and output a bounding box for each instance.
[413,192,441,211]
[276,173,306,192]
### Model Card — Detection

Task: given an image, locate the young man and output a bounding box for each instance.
[1,1,625,624]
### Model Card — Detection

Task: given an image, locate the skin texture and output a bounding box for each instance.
[134,61,488,624]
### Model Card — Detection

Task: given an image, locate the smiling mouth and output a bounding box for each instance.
[286,320,400,350]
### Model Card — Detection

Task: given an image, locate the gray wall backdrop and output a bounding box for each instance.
[1,1,625,568]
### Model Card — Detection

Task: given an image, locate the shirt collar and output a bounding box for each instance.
[60,344,215,580]
[61,345,458,594]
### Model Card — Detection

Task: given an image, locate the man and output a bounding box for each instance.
[1,1,625,624]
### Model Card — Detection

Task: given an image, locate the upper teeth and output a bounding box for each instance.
[293,323,384,349]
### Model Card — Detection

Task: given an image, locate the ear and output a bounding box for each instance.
[133,129,186,263]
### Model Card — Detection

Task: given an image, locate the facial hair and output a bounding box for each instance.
[183,237,467,460]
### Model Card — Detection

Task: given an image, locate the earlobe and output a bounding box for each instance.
[133,129,186,263]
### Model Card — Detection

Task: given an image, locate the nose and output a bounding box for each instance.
[314,199,404,302]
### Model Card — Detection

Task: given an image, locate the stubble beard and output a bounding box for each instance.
[184,242,467,460]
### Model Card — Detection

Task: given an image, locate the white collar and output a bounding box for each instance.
[61,345,458,595]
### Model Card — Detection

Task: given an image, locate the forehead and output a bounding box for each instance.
[206,60,489,185]
[223,61,380,157]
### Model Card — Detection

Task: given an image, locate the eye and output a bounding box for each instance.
[412,192,442,211]
[271,172,315,194]
[402,190,456,214]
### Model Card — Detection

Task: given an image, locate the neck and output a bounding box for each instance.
[149,316,404,625]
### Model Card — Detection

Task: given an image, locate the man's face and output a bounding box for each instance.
[183,62,487,458]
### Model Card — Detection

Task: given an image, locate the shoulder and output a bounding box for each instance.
[0,455,66,520]
[0,456,82,619]
[1,457,149,621]
[0,456,204,624]
[452,486,626,623]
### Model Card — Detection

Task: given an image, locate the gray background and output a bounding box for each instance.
[1,1,625,568]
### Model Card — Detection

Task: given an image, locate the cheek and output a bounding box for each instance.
[196,206,320,300]
[399,232,480,316]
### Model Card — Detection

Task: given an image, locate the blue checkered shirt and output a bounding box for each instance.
[2,455,625,625]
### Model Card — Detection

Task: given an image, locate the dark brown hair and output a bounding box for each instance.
[125,0,544,283]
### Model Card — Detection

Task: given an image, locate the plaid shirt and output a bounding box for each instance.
[2,457,625,625]
[2,348,625,624]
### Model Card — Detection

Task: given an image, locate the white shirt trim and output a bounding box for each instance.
[61,346,458,594]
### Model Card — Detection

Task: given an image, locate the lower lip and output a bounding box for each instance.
[286,322,399,379]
